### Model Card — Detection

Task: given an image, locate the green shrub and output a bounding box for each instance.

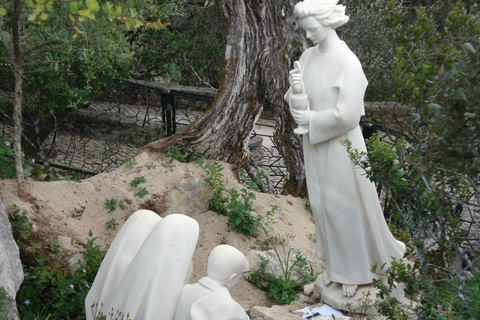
[8,207,105,319]
[0,137,15,179]
[340,2,480,317]
[16,231,105,320]
[248,207,316,305]
[203,161,258,236]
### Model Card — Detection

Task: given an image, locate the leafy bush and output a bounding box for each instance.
[340,1,480,318]
[203,161,258,236]
[0,137,15,179]
[8,207,105,319]
[16,230,105,320]
[203,161,228,215]
[224,188,257,236]
[339,0,397,101]
[373,259,480,319]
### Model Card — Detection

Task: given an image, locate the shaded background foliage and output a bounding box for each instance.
[132,1,227,88]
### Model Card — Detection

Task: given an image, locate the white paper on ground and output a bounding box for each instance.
[294,304,344,318]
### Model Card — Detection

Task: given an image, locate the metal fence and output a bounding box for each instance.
[1,78,479,263]
[0,79,288,188]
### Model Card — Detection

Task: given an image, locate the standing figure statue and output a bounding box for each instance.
[285,0,405,298]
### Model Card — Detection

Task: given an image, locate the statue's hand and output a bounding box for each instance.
[292,107,311,125]
[289,61,304,94]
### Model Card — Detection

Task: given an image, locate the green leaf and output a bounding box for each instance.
[0,7,6,15]
[86,0,100,12]
[70,2,78,14]
[28,12,38,21]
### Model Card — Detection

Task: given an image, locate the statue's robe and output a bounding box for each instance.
[87,213,199,320]
[285,42,405,285]
[85,210,162,319]
[175,277,249,320]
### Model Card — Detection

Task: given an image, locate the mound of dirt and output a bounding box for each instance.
[0,151,317,311]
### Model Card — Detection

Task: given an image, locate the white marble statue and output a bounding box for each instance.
[85,209,162,319]
[86,212,199,319]
[174,245,250,320]
[285,0,406,297]
[85,213,250,320]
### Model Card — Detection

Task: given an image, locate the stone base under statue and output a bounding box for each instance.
[314,274,405,315]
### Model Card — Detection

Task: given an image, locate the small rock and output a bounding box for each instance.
[166,178,213,216]
[69,253,86,276]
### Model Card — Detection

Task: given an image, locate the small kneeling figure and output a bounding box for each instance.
[174,245,250,320]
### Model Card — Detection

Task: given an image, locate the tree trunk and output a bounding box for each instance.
[12,0,26,199]
[145,0,307,196]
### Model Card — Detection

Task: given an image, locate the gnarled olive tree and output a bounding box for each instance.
[146,0,308,196]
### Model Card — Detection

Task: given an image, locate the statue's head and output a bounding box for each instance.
[294,0,349,29]
[207,245,249,289]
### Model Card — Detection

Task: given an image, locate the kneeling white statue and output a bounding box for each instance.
[85,211,249,320]
[174,244,250,320]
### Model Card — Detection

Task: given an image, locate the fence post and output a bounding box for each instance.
[161,92,175,136]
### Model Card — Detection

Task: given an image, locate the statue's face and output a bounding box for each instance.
[299,16,331,45]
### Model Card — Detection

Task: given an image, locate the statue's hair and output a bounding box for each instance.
[207,245,249,281]
[294,0,349,29]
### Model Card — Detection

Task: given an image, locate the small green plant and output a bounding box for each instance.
[146,164,156,170]
[166,147,187,163]
[130,176,146,188]
[91,303,134,320]
[203,161,261,236]
[203,161,228,214]
[240,168,268,192]
[119,201,127,210]
[224,188,257,236]
[219,236,228,244]
[104,198,117,212]
[345,290,375,320]
[123,157,137,169]
[303,194,311,212]
[135,187,149,198]
[105,218,119,230]
[248,207,316,304]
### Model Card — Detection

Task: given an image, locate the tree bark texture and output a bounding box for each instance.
[145,0,308,196]
[12,0,26,198]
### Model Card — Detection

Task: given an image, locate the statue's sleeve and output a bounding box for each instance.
[308,56,368,145]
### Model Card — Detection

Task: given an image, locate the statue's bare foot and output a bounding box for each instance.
[323,273,332,286]
[342,284,358,297]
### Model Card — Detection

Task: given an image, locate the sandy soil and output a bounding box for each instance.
[0,150,317,311]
